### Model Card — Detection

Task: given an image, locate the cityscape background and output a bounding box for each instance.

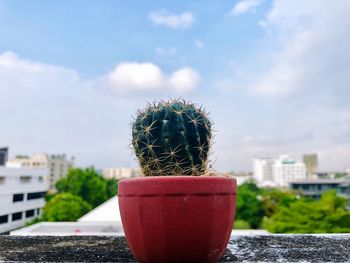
[0,0,350,235]
[0,0,350,171]
[1,146,350,234]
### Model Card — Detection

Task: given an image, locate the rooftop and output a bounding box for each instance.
[290,179,350,184]
[0,234,349,262]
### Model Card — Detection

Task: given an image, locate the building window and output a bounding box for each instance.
[12,212,23,221]
[25,210,35,218]
[0,215,8,224]
[20,176,32,184]
[27,191,46,200]
[13,193,24,202]
[36,208,41,215]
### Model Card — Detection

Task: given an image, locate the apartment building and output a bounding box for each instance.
[273,155,307,187]
[0,166,49,233]
[0,147,8,166]
[253,157,275,186]
[7,154,74,191]
[303,154,318,179]
[102,167,139,180]
[290,179,350,208]
[253,155,307,187]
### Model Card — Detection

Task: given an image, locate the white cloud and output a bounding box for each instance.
[148,11,194,29]
[230,0,263,15]
[168,67,200,94]
[108,62,164,93]
[0,51,80,98]
[194,39,204,49]
[0,51,107,168]
[0,51,201,97]
[249,0,350,98]
[108,62,200,94]
[0,51,202,170]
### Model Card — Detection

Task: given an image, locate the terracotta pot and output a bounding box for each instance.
[118,176,236,263]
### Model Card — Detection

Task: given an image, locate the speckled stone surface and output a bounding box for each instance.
[0,235,349,262]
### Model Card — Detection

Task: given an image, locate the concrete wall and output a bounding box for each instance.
[0,235,349,262]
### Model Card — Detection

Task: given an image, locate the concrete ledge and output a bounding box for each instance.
[0,235,350,262]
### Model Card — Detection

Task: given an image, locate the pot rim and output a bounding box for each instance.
[118,176,237,196]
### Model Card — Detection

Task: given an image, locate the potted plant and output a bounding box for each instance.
[118,99,236,263]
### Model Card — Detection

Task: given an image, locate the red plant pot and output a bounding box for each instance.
[118,176,236,263]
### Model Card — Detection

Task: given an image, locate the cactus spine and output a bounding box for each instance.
[132,99,212,176]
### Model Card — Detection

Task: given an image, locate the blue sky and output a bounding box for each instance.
[0,0,349,172]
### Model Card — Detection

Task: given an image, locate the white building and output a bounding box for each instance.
[253,157,275,187]
[7,154,74,191]
[102,167,139,180]
[253,155,307,187]
[0,166,49,233]
[273,155,307,187]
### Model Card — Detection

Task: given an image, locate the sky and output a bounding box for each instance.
[0,0,349,172]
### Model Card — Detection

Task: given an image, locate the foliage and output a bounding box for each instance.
[263,190,350,233]
[261,188,299,217]
[335,172,346,178]
[44,192,55,202]
[42,193,92,222]
[233,219,251,229]
[106,178,118,198]
[56,167,108,208]
[235,181,264,229]
[132,99,212,176]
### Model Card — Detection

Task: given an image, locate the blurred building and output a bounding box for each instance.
[0,166,49,234]
[253,157,275,187]
[289,179,350,206]
[0,147,9,166]
[102,167,139,180]
[303,154,318,179]
[253,155,306,187]
[273,155,307,187]
[222,171,253,185]
[7,154,74,191]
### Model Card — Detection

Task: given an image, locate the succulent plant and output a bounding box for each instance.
[132,99,213,176]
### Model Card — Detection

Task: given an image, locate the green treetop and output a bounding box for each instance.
[56,167,108,208]
[264,190,350,233]
[42,193,92,222]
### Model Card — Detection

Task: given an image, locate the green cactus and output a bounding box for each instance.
[132,99,212,176]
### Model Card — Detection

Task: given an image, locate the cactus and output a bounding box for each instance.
[132,99,212,176]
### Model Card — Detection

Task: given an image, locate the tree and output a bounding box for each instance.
[56,167,108,208]
[106,178,118,199]
[263,190,350,233]
[261,188,299,217]
[235,182,264,229]
[42,193,92,222]
[233,219,251,229]
[335,172,346,178]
